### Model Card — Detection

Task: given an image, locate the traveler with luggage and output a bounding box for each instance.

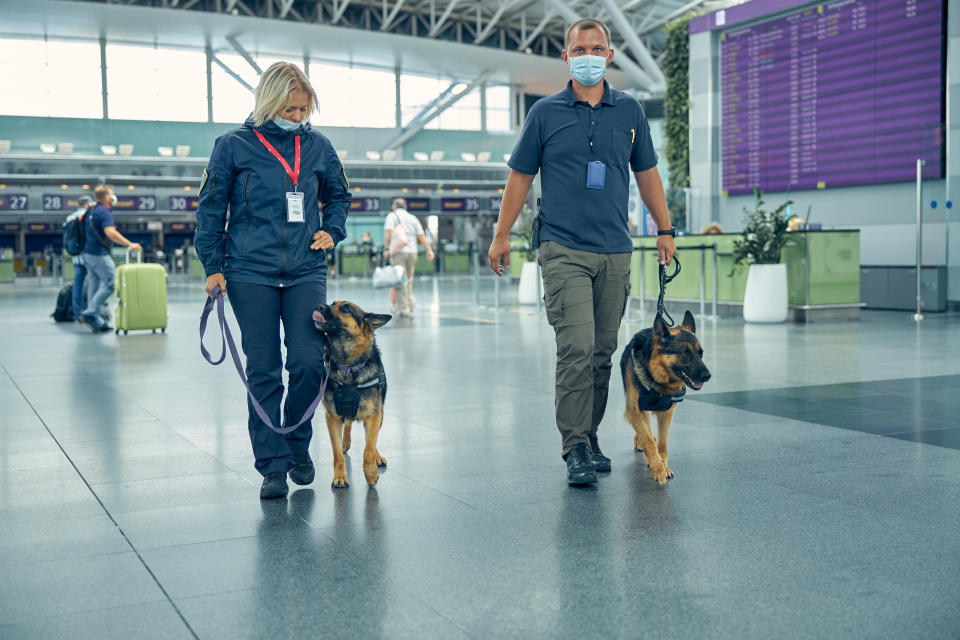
[194,61,351,499]
[63,194,94,321]
[79,185,142,332]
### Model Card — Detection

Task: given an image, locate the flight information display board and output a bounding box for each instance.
[721,0,943,195]
[0,194,28,211]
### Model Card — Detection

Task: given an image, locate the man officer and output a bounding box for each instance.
[488,18,677,486]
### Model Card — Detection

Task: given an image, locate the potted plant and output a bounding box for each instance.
[731,186,792,323]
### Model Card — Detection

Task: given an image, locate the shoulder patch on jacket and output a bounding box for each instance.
[198,168,210,197]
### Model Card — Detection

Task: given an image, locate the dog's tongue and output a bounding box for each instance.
[689,380,703,390]
[312,310,325,324]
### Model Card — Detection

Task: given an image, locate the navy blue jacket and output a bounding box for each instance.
[194,116,351,287]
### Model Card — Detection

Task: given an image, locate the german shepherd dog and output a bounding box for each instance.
[312,301,391,488]
[621,311,711,485]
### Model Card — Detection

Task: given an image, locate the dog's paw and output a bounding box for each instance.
[363,466,379,486]
[633,436,643,452]
[342,442,351,454]
[649,460,672,486]
[331,474,349,488]
[376,452,387,468]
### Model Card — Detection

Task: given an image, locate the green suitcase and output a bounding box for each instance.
[114,252,168,334]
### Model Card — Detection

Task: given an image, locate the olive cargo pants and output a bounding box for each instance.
[539,241,631,457]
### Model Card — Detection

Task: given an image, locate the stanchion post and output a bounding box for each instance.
[699,246,706,317]
[712,244,719,319]
[914,158,924,321]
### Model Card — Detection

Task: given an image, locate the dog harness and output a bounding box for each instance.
[636,381,686,412]
[329,360,383,420]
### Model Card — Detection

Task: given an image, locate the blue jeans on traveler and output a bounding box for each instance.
[71,256,87,321]
[81,253,115,328]
[228,280,327,476]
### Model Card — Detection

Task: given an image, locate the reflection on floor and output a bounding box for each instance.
[1,279,958,639]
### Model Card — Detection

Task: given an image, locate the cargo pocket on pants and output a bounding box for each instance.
[544,279,564,327]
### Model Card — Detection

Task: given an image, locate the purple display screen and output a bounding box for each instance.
[721,0,943,195]
[113,195,157,211]
[406,197,432,212]
[169,196,199,212]
[350,197,382,212]
[0,194,29,211]
[440,198,481,212]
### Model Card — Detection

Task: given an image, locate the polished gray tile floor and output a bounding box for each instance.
[1,276,959,639]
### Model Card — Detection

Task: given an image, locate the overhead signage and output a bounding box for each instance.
[0,194,29,211]
[42,195,88,211]
[169,196,200,212]
[350,197,381,212]
[165,222,197,232]
[1,223,21,231]
[113,195,157,211]
[27,223,58,232]
[405,197,431,212]
[489,196,502,213]
[440,197,481,212]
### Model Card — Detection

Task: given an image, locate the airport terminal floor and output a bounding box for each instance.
[1,277,959,639]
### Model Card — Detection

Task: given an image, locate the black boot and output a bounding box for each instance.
[260,472,289,499]
[588,434,611,472]
[565,443,597,486]
[289,452,315,486]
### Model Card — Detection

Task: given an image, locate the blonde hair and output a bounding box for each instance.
[700,221,724,235]
[252,62,318,127]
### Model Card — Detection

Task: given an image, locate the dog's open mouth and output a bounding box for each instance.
[312,309,326,326]
[679,370,704,390]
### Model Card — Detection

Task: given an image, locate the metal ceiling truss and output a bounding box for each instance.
[94,0,685,76]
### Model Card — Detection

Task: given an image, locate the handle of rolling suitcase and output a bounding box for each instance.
[125,247,142,264]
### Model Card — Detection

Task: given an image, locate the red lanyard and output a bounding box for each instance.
[254,130,300,189]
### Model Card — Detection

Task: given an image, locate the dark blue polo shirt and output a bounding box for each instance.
[83,204,114,256]
[508,80,658,254]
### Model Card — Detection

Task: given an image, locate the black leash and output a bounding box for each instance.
[657,255,681,327]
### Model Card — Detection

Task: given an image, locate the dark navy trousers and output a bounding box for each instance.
[228,280,327,476]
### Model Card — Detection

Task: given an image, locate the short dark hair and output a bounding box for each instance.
[565,19,611,50]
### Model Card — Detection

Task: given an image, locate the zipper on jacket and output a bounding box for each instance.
[241,174,252,252]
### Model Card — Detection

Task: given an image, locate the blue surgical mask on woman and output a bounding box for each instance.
[570,54,607,86]
[273,115,302,131]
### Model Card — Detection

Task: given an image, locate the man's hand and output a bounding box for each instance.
[205,273,226,297]
[310,231,334,251]
[129,243,143,253]
[656,235,676,266]
[488,236,510,275]
[426,249,435,262]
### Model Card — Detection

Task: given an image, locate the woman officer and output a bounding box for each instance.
[195,62,351,499]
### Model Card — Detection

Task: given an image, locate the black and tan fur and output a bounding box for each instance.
[620,311,711,485]
[312,301,391,488]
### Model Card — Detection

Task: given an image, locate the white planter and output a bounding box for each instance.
[517,261,543,305]
[743,263,788,323]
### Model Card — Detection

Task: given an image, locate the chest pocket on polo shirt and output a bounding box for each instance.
[611,128,634,165]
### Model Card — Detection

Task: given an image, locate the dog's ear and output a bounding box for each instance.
[681,310,696,334]
[653,312,669,339]
[364,313,392,330]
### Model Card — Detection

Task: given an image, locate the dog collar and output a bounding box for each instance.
[337,360,367,374]
[636,380,686,412]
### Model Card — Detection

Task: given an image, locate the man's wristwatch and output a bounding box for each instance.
[657,227,677,237]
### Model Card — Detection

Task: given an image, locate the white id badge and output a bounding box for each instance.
[286,191,304,223]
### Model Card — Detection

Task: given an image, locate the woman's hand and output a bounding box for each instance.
[311,231,334,251]
[205,273,226,297]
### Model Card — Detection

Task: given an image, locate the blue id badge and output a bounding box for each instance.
[586,161,606,190]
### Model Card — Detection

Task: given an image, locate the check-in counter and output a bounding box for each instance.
[630,230,861,321]
[0,248,14,283]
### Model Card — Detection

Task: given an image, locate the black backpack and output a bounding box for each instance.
[63,215,87,256]
[52,282,74,322]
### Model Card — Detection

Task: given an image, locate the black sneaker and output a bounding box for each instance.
[588,434,611,472]
[260,472,289,499]
[289,452,315,486]
[565,443,597,486]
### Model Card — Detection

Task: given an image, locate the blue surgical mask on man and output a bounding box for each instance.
[273,115,302,131]
[569,54,607,86]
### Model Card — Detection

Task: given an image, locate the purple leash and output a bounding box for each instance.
[200,285,328,435]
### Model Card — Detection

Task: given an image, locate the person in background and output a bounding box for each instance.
[79,185,142,332]
[701,221,724,235]
[383,197,434,317]
[194,61,351,500]
[65,195,93,321]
